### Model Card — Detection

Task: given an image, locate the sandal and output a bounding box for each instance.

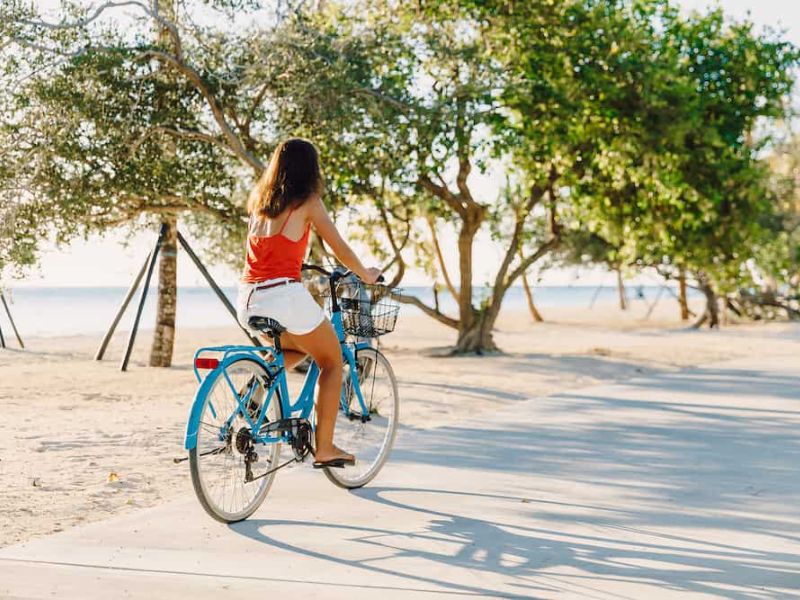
[313,449,356,469]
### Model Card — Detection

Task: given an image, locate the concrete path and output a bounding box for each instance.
[2,355,799,599]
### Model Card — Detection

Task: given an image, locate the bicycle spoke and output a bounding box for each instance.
[326,348,398,489]
[190,358,282,522]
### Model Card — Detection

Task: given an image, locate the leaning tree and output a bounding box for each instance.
[1,0,418,360]
[0,0,288,365]
[1,3,250,365]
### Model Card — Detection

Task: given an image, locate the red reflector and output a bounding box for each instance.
[195,357,220,370]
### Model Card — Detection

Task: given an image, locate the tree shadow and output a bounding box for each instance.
[389,364,800,541]
[227,360,800,597]
[230,486,799,599]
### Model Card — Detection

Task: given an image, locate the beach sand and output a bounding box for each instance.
[1,296,798,547]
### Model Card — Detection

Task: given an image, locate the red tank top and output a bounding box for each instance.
[242,208,310,283]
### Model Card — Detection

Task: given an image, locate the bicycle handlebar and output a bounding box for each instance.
[301,263,336,277]
[301,264,385,315]
[301,263,384,284]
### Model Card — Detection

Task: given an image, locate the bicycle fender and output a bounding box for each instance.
[185,352,277,450]
[184,365,222,450]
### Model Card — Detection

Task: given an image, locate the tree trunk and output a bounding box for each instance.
[454,276,505,354]
[150,215,178,367]
[456,224,477,332]
[452,211,486,352]
[692,273,719,329]
[454,311,498,354]
[521,272,543,322]
[616,268,628,310]
[678,269,689,321]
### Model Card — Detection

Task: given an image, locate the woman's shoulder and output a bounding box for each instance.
[303,194,326,218]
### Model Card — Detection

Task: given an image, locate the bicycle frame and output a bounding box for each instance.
[184,305,373,451]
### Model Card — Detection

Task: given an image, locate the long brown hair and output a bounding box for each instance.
[247,138,323,218]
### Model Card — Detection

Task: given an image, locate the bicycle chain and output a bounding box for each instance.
[244,418,315,482]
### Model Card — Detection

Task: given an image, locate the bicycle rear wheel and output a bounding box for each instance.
[189,357,282,523]
[325,347,399,489]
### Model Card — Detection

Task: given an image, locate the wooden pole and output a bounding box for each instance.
[588,281,605,309]
[95,252,151,361]
[120,225,166,372]
[678,269,690,321]
[176,231,262,347]
[0,293,24,348]
[0,320,5,349]
[616,268,628,310]
[644,285,666,320]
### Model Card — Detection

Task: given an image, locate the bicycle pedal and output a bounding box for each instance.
[313,459,347,469]
[347,412,371,423]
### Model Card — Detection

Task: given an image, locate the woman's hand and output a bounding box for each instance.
[361,267,382,285]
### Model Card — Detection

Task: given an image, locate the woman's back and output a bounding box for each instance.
[242,205,311,283]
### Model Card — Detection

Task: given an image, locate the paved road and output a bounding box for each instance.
[2,355,799,599]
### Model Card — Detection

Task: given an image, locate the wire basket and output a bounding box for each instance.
[324,281,401,338]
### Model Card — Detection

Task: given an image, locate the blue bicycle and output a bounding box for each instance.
[182,264,401,523]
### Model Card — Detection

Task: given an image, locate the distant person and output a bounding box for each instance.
[636,285,645,300]
[236,138,381,468]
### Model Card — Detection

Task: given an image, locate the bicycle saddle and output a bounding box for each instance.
[247,316,287,338]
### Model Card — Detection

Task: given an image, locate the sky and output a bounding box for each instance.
[11,0,800,288]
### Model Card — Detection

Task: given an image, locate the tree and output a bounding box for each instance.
[262,1,664,352]
[561,4,798,328]
[1,0,251,365]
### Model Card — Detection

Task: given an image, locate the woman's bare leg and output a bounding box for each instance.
[272,333,306,371]
[281,320,350,463]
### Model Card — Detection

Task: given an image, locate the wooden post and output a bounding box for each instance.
[616,268,628,310]
[588,282,604,309]
[0,293,24,348]
[644,285,666,320]
[678,269,690,321]
[95,252,151,361]
[176,231,262,347]
[120,225,167,372]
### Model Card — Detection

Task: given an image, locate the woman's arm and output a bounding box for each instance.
[307,196,381,283]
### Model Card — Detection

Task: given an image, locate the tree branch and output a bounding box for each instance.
[396,292,459,329]
[132,126,233,157]
[506,237,560,287]
[427,216,458,301]
[418,174,466,218]
[353,88,415,113]
[491,170,555,298]
[138,49,265,174]
[21,1,148,30]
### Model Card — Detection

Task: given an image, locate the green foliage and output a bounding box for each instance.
[2,0,798,334]
[0,0,249,272]
[540,3,800,294]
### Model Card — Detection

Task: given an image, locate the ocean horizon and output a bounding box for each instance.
[0,284,694,338]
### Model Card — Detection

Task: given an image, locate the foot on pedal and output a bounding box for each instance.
[313,457,355,469]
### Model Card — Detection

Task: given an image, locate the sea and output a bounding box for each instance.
[0,285,693,338]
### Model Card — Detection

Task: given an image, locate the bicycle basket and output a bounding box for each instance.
[325,282,401,338]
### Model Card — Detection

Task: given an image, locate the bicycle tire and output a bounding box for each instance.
[324,348,399,489]
[189,357,283,523]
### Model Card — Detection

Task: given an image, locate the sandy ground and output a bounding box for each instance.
[1,296,798,548]
[1,353,798,598]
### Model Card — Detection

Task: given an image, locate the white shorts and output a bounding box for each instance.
[237,279,326,336]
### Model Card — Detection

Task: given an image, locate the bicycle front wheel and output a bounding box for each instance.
[325,347,399,489]
[189,357,282,523]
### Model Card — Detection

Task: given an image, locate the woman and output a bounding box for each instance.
[237,138,381,468]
